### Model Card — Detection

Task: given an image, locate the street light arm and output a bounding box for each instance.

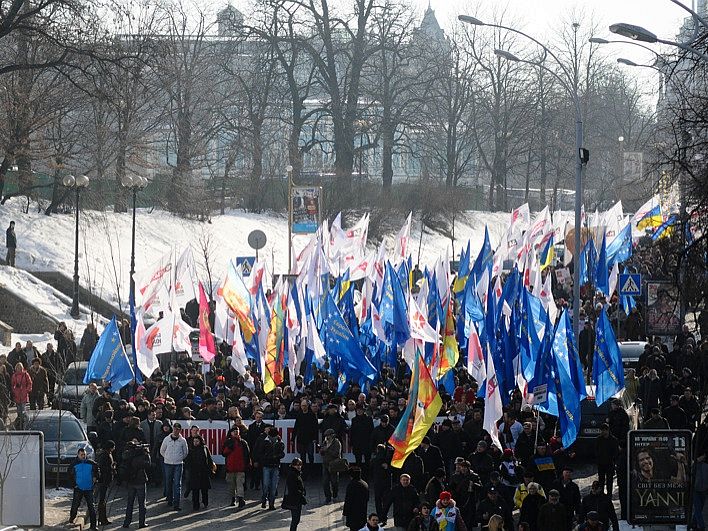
[459,15,575,84]
[497,51,581,116]
[590,37,665,58]
[667,0,708,39]
[657,37,708,62]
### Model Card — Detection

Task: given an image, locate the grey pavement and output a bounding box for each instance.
[44,472,371,530]
[43,462,609,530]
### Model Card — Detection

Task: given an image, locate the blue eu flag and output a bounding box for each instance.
[84,317,135,390]
[593,307,625,406]
[551,311,582,447]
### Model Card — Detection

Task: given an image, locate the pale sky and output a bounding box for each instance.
[419,0,692,70]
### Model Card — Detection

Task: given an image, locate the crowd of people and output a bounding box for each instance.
[0,314,705,531]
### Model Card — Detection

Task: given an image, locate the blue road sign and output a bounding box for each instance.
[235,256,256,276]
[619,273,641,296]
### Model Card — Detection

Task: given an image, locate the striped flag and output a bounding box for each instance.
[389,347,442,468]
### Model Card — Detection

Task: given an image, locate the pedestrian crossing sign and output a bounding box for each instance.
[619,273,641,296]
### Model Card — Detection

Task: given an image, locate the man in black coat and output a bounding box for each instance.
[416,436,444,485]
[5,221,16,267]
[294,400,319,478]
[437,419,461,474]
[595,423,619,495]
[320,404,348,439]
[551,466,582,529]
[246,410,268,488]
[350,405,374,475]
[370,414,394,450]
[581,480,619,531]
[121,439,151,528]
[663,395,689,430]
[370,444,393,521]
[382,473,419,529]
[343,467,369,531]
[475,486,512,530]
[578,320,594,371]
[607,399,630,448]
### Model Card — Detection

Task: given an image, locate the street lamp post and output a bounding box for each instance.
[63,174,90,319]
[609,22,708,62]
[459,14,588,334]
[121,175,148,341]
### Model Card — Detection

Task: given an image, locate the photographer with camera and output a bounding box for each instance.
[121,437,151,529]
[96,440,116,525]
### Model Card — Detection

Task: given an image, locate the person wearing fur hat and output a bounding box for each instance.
[433,491,467,531]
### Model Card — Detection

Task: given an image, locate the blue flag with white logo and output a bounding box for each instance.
[379,262,410,348]
[593,307,625,406]
[84,317,135,390]
[551,312,582,447]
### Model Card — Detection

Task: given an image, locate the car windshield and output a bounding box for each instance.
[28,419,85,442]
[63,367,100,386]
[620,344,645,359]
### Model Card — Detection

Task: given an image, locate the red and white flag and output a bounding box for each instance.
[198,282,216,363]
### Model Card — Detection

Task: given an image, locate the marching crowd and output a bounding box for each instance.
[0,317,706,531]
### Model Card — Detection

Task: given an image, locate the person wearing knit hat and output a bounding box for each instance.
[433,490,467,531]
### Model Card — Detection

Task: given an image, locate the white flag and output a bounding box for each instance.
[173,248,197,308]
[483,353,504,450]
[408,295,438,343]
[467,320,486,384]
[539,273,558,324]
[393,212,412,263]
[230,317,249,376]
[135,313,160,378]
[609,261,620,297]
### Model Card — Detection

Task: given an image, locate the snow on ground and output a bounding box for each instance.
[1,201,509,334]
[0,265,106,329]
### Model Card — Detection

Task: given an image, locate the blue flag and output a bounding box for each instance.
[593,307,625,406]
[563,310,587,401]
[520,288,545,380]
[578,238,597,286]
[606,223,632,266]
[84,317,135,390]
[321,291,377,381]
[380,262,410,347]
[128,290,142,384]
[551,312,582,448]
[471,226,493,280]
[595,234,609,297]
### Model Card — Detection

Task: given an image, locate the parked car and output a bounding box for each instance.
[24,410,96,478]
[52,361,101,418]
[619,341,648,369]
[574,385,639,456]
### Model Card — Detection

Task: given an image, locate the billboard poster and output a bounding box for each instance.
[646,281,681,336]
[628,430,691,525]
[291,186,321,234]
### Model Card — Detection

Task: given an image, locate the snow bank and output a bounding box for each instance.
[1,201,509,332]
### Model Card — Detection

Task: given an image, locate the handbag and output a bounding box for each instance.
[281,483,294,510]
[328,457,349,474]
